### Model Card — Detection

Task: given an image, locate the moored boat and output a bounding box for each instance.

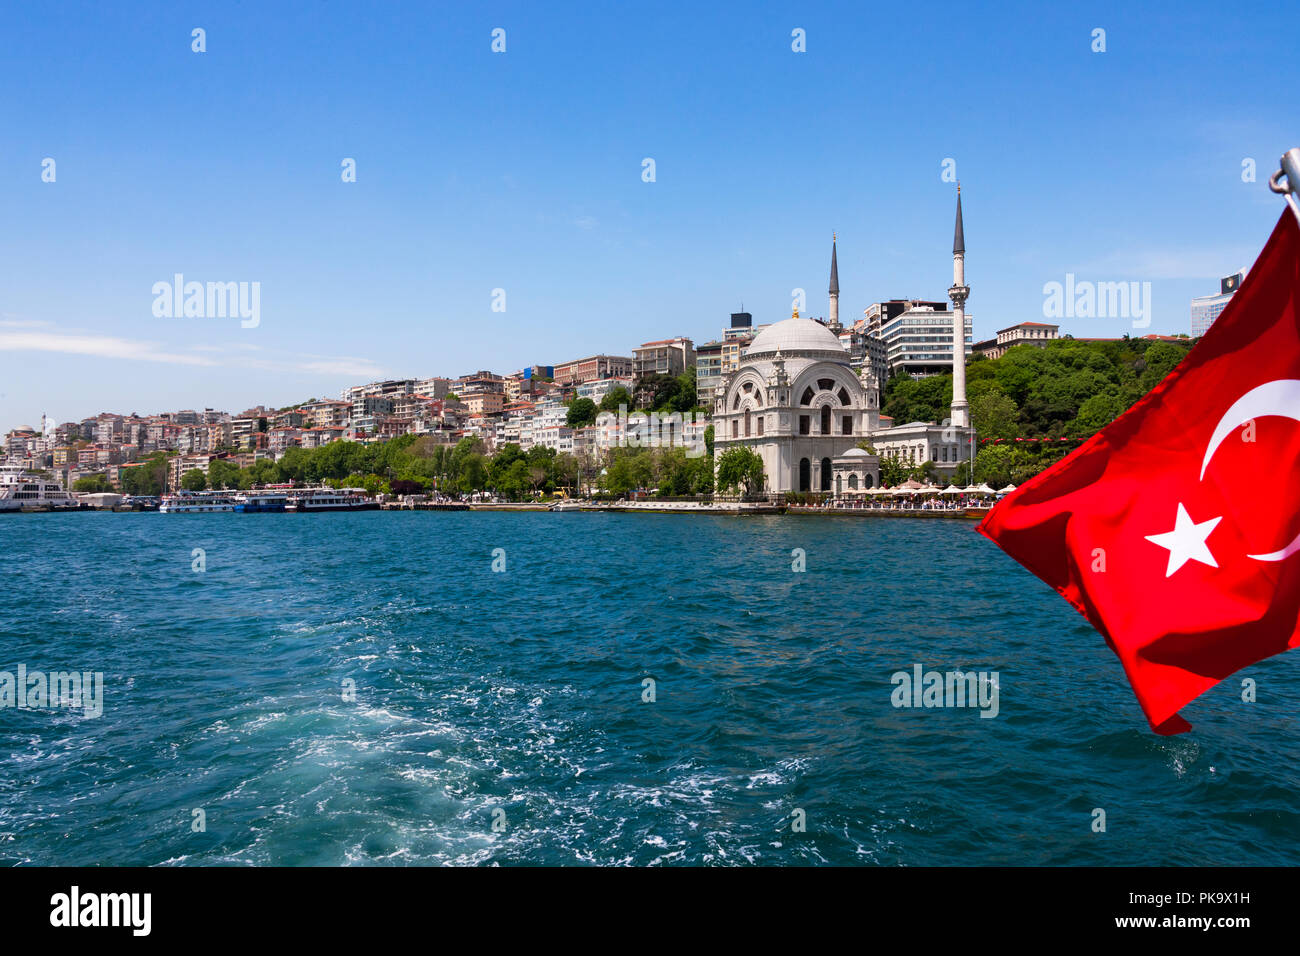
[160,491,237,513]
[0,464,79,511]
[285,488,378,513]
[234,491,289,513]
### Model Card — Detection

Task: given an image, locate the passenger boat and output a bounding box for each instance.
[0,464,79,511]
[234,491,289,513]
[285,488,378,513]
[159,491,237,513]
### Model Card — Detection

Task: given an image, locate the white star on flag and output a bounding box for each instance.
[1145,502,1222,577]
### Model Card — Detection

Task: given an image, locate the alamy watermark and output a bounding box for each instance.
[595,405,706,457]
[152,274,260,328]
[1,664,104,718]
[1043,274,1151,328]
[891,664,999,719]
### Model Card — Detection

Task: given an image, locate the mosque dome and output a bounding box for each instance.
[745,317,847,360]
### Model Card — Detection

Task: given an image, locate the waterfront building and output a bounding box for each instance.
[974,321,1059,360]
[695,341,724,398]
[452,372,507,396]
[722,313,768,376]
[835,318,887,403]
[413,377,452,399]
[341,379,416,403]
[300,426,345,449]
[553,354,632,387]
[712,195,977,493]
[350,394,392,423]
[461,390,505,417]
[576,377,635,405]
[633,337,695,379]
[298,399,350,429]
[268,428,302,454]
[879,303,973,379]
[1190,269,1246,337]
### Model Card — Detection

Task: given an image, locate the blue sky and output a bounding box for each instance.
[2,1,1296,432]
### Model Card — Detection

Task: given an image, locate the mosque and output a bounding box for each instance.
[711,191,976,494]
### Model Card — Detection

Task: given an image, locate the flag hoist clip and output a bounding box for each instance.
[1269,148,1300,225]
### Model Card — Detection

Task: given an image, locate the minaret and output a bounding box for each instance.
[948,186,970,428]
[828,233,841,332]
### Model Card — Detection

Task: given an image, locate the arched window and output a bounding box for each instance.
[799,458,811,492]
[820,405,831,435]
[848,474,858,490]
[865,473,874,489]
[820,458,832,491]
[744,408,751,437]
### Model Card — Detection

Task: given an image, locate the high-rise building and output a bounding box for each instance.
[1191,269,1246,337]
[879,304,973,379]
[695,340,724,398]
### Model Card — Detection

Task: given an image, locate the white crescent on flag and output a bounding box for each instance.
[1199,379,1300,561]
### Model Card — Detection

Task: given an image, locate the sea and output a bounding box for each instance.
[1,511,1296,866]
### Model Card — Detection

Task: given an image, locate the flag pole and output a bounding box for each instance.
[1270,148,1300,226]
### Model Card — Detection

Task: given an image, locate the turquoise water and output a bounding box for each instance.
[1,511,1296,866]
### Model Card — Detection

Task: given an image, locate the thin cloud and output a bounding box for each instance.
[244,356,386,378]
[1076,246,1253,281]
[1,326,383,378]
[0,329,219,366]
[0,318,55,329]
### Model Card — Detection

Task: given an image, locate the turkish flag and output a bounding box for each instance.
[979,211,1300,733]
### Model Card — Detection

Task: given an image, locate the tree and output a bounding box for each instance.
[208,458,242,489]
[121,452,170,496]
[599,386,633,412]
[600,447,654,496]
[970,390,1019,441]
[671,366,699,413]
[246,458,278,486]
[634,373,681,411]
[73,474,111,493]
[878,454,911,488]
[566,397,598,428]
[179,469,207,491]
[500,459,531,499]
[715,447,765,495]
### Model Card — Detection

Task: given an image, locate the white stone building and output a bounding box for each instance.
[711,191,977,493]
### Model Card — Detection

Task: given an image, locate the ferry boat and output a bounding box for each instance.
[234,491,289,513]
[0,464,79,511]
[286,488,379,513]
[159,490,237,513]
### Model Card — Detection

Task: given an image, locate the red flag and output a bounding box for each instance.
[979,211,1300,733]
